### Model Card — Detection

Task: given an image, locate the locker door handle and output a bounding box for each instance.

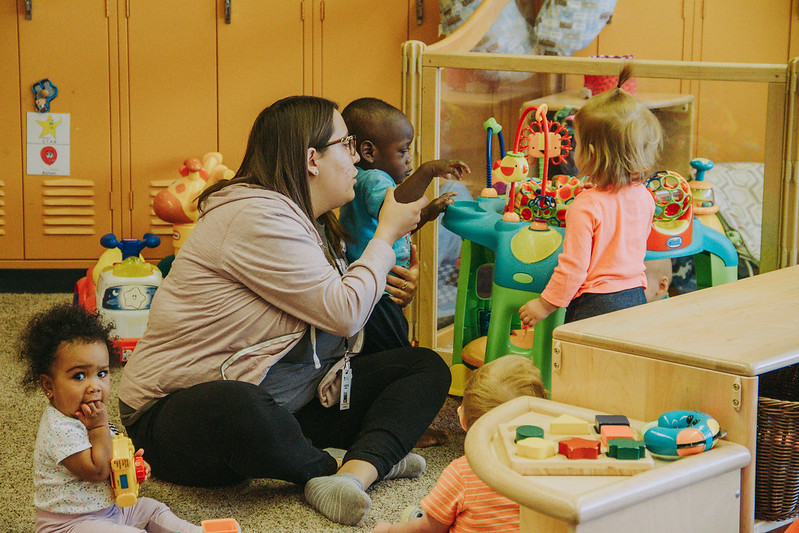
[25,0,32,20]
[224,0,231,23]
[416,0,424,25]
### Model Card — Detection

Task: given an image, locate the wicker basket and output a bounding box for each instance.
[755,365,799,521]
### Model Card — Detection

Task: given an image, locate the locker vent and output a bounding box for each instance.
[42,178,96,235]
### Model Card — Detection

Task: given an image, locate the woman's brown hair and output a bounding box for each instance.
[198,95,349,251]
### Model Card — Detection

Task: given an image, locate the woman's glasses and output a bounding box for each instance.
[324,134,357,156]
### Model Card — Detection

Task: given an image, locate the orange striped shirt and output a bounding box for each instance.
[421,455,519,533]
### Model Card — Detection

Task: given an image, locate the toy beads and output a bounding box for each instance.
[646,170,691,222]
[515,175,585,226]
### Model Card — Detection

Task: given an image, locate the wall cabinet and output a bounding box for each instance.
[1,0,118,263]
[1,0,439,267]
[0,0,218,266]
[217,0,430,166]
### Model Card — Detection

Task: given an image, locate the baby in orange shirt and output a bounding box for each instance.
[371,355,546,533]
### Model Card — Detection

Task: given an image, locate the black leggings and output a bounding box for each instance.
[564,286,646,323]
[124,347,450,487]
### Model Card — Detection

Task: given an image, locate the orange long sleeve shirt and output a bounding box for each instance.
[541,182,655,308]
[421,455,519,532]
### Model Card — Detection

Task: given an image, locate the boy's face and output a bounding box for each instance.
[40,340,111,419]
[370,116,414,184]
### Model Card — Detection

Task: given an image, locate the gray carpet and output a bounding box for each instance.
[0,293,464,532]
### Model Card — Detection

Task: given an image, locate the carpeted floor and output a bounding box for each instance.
[0,293,465,532]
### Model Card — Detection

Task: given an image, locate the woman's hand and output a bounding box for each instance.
[374,187,426,245]
[386,245,419,307]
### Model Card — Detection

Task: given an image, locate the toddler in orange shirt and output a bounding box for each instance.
[371,355,546,533]
[520,64,664,327]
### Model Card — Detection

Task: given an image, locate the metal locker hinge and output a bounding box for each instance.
[732,377,742,411]
[552,341,562,372]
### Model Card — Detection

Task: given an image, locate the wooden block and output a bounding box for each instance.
[549,414,592,435]
[558,437,601,460]
[497,409,655,476]
[600,425,635,447]
[516,437,557,460]
[594,414,630,432]
[515,425,544,442]
[607,438,647,460]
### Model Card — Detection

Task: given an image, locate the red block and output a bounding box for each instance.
[558,437,601,460]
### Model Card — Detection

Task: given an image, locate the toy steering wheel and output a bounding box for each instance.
[100,233,161,260]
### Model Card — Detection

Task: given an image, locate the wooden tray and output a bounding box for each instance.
[494,409,655,476]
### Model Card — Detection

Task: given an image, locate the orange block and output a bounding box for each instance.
[600,425,634,447]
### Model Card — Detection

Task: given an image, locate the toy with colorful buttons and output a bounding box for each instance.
[497,410,655,476]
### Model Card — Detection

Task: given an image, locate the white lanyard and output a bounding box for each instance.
[340,338,352,410]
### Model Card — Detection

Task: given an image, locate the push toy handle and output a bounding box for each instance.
[100,233,162,260]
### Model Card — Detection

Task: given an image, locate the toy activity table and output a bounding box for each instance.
[466,396,750,533]
[549,265,799,532]
[442,196,738,394]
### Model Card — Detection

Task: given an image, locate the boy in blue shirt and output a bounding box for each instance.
[340,98,469,354]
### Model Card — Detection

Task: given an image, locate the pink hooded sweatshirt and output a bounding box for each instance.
[118,184,394,415]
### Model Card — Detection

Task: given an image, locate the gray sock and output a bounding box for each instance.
[304,472,371,526]
[383,453,426,480]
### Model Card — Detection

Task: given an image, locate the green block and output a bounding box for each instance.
[515,425,544,442]
[607,438,646,460]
